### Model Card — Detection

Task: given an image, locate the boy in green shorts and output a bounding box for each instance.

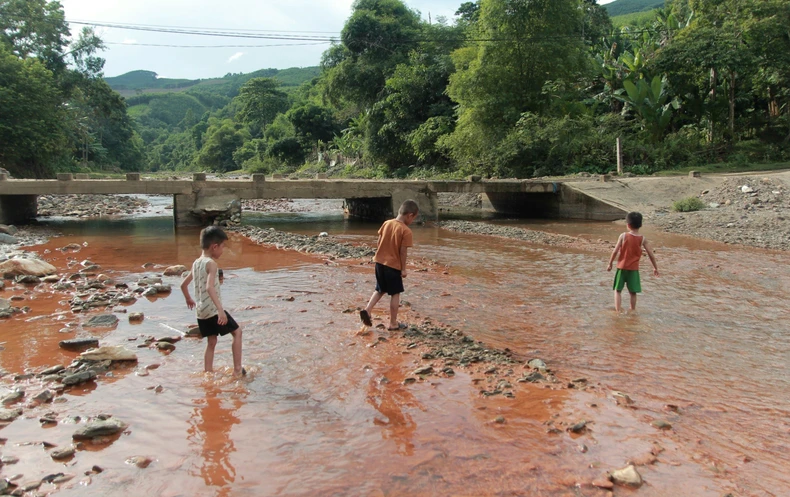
[606,212,659,312]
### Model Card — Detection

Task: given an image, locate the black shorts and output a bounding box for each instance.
[197,312,239,338]
[375,263,404,296]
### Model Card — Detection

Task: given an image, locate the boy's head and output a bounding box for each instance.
[626,212,643,230]
[398,199,420,225]
[200,226,228,258]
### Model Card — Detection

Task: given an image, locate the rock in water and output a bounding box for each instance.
[72,418,127,440]
[0,233,18,244]
[527,358,547,371]
[59,338,100,351]
[80,346,137,362]
[0,258,57,277]
[84,314,119,328]
[50,446,76,460]
[610,465,643,488]
[126,455,153,468]
[0,408,22,422]
[128,312,144,323]
[62,371,97,386]
[163,265,187,276]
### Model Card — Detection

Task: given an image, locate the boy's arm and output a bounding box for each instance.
[400,246,408,278]
[180,271,195,309]
[643,239,659,276]
[205,260,227,324]
[607,234,623,271]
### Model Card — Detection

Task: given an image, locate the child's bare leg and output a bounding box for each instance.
[614,291,622,313]
[389,293,400,329]
[230,328,244,376]
[365,291,384,314]
[629,292,637,311]
[204,335,218,372]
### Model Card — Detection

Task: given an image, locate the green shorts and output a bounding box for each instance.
[613,269,641,293]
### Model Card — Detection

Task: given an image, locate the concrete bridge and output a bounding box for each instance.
[0,172,626,227]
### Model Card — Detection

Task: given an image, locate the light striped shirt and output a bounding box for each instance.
[191,256,221,319]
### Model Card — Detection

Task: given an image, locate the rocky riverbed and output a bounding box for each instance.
[37,195,150,218]
[438,220,612,251]
[652,175,790,251]
[230,225,376,259]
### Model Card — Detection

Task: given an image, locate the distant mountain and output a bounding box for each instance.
[106,66,321,97]
[603,0,664,17]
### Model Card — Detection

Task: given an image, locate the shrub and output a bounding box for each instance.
[672,197,706,212]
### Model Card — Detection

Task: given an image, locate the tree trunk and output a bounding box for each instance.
[708,67,717,142]
[729,71,736,138]
[768,86,779,118]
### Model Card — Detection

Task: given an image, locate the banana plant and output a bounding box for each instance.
[616,75,681,142]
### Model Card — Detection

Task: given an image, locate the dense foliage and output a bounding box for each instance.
[4,0,790,178]
[0,0,143,177]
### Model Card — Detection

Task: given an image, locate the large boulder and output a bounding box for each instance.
[72,418,128,440]
[0,258,57,277]
[80,346,137,362]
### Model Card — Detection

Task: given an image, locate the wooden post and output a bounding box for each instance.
[616,137,623,175]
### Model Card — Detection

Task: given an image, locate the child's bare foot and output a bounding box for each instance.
[356,325,372,336]
[387,323,406,331]
[233,367,246,377]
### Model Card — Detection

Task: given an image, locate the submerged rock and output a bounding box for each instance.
[62,370,97,386]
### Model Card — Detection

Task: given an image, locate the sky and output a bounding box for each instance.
[58,0,615,80]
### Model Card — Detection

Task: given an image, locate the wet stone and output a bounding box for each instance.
[72,418,127,440]
[0,408,22,422]
[610,465,643,488]
[61,371,97,386]
[59,338,99,351]
[84,314,119,328]
[50,446,75,460]
[128,312,144,323]
[126,455,153,468]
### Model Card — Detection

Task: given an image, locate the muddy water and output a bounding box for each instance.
[0,214,788,496]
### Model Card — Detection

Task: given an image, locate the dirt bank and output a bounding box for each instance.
[568,171,790,251]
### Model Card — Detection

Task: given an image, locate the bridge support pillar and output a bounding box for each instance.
[0,195,37,225]
[174,193,242,228]
[482,185,625,221]
[345,188,437,222]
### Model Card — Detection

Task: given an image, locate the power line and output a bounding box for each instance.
[106,41,331,48]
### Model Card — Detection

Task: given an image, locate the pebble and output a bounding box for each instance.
[610,465,643,487]
[50,446,76,460]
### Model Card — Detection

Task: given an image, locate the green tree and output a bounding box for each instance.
[0,45,67,177]
[236,77,289,134]
[286,103,338,146]
[194,119,250,172]
[445,0,587,167]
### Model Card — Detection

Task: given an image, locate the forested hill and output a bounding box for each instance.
[604,0,664,16]
[106,67,320,97]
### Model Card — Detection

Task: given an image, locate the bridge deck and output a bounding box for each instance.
[0,179,561,198]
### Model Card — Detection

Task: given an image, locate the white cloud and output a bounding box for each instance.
[227,52,244,63]
[122,38,137,44]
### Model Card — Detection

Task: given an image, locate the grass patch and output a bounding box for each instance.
[672,197,707,212]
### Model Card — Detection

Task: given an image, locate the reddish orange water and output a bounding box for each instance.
[0,219,788,496]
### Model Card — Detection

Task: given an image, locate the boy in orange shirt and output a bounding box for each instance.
[360,200,419,330]
[607,212,659,312]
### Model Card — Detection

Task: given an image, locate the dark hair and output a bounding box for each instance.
[217,269,224,278]
[626,212,643,229]
[398,199,419,215]
[200,226,228,249]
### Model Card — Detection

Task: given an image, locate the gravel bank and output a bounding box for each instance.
[652,175,790,251]
[438,220,611,251]
[230,225,375,259]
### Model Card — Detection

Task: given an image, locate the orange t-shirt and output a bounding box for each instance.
[617,232,644,271]
[374,219,413,271]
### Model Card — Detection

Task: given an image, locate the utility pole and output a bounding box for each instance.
[616,137,623,175]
